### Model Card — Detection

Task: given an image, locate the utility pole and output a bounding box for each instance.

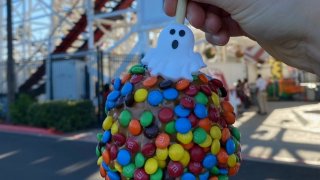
[6,0,16,123]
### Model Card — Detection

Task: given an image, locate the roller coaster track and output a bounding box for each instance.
[19,0,134,95]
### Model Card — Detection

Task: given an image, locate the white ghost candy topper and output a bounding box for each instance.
[141,24,206,81]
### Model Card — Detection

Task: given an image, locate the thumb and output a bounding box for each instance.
[192,0,251,14]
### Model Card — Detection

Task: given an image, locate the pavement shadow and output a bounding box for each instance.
[235,101,320,169]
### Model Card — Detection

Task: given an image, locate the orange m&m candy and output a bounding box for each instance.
[128,119,142,136]
[198,118,212,132]
[221,128,231,143]
[182,142,194,150]
[155,133,170,148]
[102,150,110,164]
[121,73,131,84]
[176,79,190,91]
[105,175,110,180]
[217,149,228,164]
[228,162,240,176]
[143,76,158,88]
[221,101,234,112]
[223,111,236,125]
[100,164,106,177]
[209,176,218,180]
[198,74,209,84]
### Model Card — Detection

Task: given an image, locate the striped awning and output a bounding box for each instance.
[244,45,269,63]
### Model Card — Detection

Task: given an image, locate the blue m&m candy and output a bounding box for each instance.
[108,171,121,180]
[175,118,191,134]
[102,161,111,171]
[219,168,228,175]
[202,154,217,169]
[181,172,196,180]
[194,104,208,119]
[105,101,115,111]
[199,171,209,180]
[101,130,111,143]
[117,149,131,166]
[174,105,191,117]
[113,78,121,90]
[226,138,236,155]
[121,82,133,96]
[163,88,179,100]
[148,90,163,106]
[107,91,120,101]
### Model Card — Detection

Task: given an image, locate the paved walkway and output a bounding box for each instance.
[64,101,320,168]
[63,101,320,167]
[1,101,319,179]
[235,101,320,167]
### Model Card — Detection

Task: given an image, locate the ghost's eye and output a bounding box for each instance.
[179,30,185,37]
[170,29,175,35]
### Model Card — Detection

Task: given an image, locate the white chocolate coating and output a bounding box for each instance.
[142,24,206,81]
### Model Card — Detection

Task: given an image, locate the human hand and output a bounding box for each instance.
[164,0,320,75]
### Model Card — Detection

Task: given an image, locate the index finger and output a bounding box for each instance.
[164,0,178,17]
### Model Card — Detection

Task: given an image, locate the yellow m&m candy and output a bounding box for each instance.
[199,135,212,148]
[134,89,148,102]
[102,116,113,130]
[97,156,103,166]
[211,92,220,107]
[156,148,168,161]
[168,144,184,161]
[210,126,222,139]
[144,158,158,174]
[179,151,190,167]
[227,154,237,167]
[157,159,167,169]
[114,162,123,173]
[211,139,221,155]
[111,123,119,135]
[177,131,193,144]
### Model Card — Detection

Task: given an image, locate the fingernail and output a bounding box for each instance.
[205,25,215,34]
[186,13,193,23]
[211,35,223,45]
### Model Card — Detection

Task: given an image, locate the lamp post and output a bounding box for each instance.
[6,0,16,123]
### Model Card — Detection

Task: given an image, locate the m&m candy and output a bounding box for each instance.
[117,149,131,166]
[96,64,241,179]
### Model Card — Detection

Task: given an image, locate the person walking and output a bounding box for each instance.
[255,74,268,115]
[243,78,251,109]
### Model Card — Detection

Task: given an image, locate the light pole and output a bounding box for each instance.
[6,0,16,123]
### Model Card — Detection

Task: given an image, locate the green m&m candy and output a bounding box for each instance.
[193,127,207,144]
[122,163,135,178]
[151,168,163,180]
[96,133,103,141]
[130,65,145,74]
[231,127,241,141]
[195,92,208,105]
[119,110,131,127]
[211,166,219,175]
[140,111,153,127]
[95,145,101,157]
[165,121,176,135]
[135,152,145,168]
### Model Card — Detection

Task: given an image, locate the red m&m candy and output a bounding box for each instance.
[142,142,156,158]
[167,161,184,178]
[126,138,140,154]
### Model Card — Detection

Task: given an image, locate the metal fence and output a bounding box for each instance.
[100,53,142,83]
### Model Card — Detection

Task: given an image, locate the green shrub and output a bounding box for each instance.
[10,96,96,132]
[10,94,35,124]
[27,100,96,132]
